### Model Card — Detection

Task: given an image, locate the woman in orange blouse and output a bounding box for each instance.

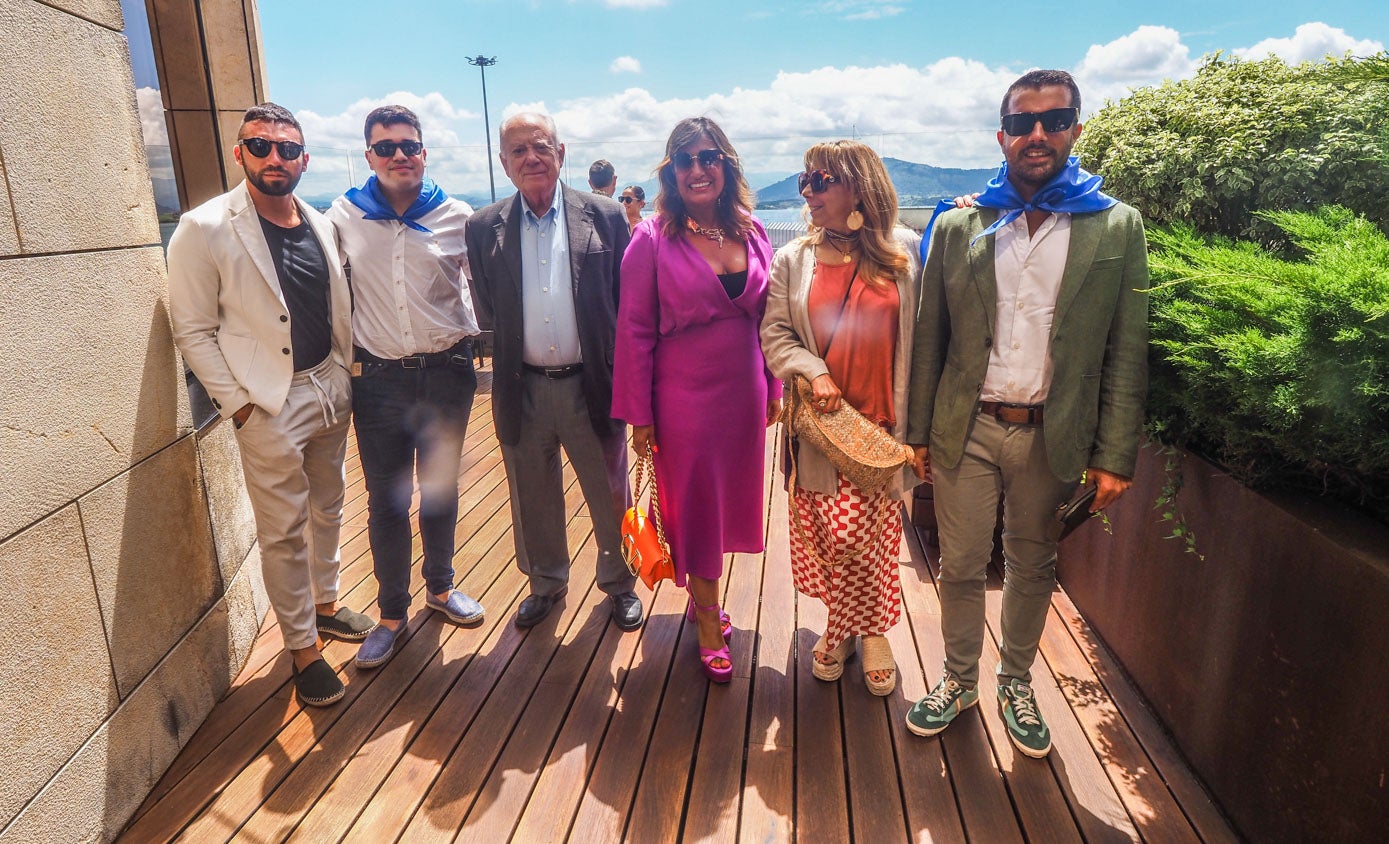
[760,141,926,695]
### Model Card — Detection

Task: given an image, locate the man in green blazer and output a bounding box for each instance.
[904,70,1149,758]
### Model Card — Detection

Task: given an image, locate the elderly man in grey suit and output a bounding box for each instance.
[904,70,1148,757]
[464,112,642,631]
[167,103,375,708]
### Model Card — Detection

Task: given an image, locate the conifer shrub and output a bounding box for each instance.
[1146,206,1389,521]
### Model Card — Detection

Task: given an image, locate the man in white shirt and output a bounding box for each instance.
[904,70,1149,757]
[326,105,484,668]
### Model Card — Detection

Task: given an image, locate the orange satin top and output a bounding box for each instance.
[807,260,900,428]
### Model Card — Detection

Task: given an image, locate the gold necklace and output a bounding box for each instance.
[686,217,725,249]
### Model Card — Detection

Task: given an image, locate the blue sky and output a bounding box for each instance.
[177,1,1388,200]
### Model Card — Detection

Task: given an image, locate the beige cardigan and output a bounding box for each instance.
[759,227,924,499]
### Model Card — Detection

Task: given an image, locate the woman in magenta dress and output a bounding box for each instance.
[612,117,781,684]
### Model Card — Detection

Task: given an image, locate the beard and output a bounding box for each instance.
[245,166,300,197]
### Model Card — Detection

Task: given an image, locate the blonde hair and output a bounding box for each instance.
[801,141,909,288]
[654,117,756,242]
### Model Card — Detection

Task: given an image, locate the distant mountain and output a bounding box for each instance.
[755,158,997,208]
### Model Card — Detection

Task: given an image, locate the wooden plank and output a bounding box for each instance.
[1049,591,1236,844]
[792,599,849,844]
[563,581,685,843]
[229,467,518,841]
[890,517,967,844]
[740,427,796,844]
[337,480,593,841]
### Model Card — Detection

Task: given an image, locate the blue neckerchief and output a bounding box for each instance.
[343,175,448,233]
[917,156,1116,263]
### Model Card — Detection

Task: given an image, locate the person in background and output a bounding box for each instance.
[167,103,370,707]
[619,184,646,232]
[589,159,617,196]
[327,104,485,670]
[612,117,781,684]
[465,113,643,632]
[760,140,923,696]
[904,69,1149,758]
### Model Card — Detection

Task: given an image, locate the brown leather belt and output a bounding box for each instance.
[978,401,1044,425]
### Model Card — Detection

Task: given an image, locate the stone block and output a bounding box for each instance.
[0,506,118,830]
[0,2,160,253]
[167,109,227,209]
[0,248,191,540]
[35,0,123,32]
[0,578,261,843]
[217,108,252,191]
[81,436,220,698]
[0,154,17,257]
[147,0,210,111]
[196,420,256,585]
[202,0,259,110]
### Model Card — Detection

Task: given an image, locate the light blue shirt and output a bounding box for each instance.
[519,188,582,366]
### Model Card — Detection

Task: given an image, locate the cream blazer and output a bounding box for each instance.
[167,182,353,419]
[759,226,923,499]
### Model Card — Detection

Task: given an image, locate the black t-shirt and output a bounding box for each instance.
[259,215,332,371]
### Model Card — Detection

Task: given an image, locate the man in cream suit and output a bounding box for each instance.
[464,112,641,631]
[904,71,1149,757]
[168,103,374,708]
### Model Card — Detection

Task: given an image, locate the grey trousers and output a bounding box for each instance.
[500,371,635,598]
[932,412,1075,686]
[232,357,352,651]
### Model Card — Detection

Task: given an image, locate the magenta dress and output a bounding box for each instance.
[612,215,780,586]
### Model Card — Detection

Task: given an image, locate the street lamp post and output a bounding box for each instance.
[467,55,499,203]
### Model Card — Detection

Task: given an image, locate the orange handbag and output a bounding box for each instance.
[621,444,676,590]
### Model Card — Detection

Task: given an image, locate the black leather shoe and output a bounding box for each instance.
[515,586,567,628]
[610,591,644,631]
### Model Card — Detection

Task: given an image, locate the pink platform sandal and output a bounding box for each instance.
[689,599,732,684]
[685,595,732,641]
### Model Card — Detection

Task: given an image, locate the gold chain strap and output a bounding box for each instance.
[633,443,669,551]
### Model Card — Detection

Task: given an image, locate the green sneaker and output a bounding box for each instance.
[906,674,979,737]
[998,679,1051,757]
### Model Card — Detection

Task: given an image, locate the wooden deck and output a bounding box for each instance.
[121,367,1237,843]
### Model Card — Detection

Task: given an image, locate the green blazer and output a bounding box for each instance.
[905,204,1149,483]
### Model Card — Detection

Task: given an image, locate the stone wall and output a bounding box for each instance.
[0,1,266,839]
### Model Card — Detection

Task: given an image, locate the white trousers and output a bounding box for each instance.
[232,356,352,650]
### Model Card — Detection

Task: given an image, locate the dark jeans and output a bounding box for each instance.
[352,339,477,620]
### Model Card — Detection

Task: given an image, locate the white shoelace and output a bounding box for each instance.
[925,678,963,712]
[1009,683,1041,726]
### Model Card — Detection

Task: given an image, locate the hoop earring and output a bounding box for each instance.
[846,209,865,231]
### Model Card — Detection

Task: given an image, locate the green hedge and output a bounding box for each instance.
[1147,206,1389,520]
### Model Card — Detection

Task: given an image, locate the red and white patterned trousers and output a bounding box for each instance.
[789,474,903,654]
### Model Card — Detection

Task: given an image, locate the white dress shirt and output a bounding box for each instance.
[980,212,1071,404]
[518,188,582,366]
[326,195,479,360]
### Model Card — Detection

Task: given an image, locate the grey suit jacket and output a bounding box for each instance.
[465,184,631,446]
[905,204,1149,482]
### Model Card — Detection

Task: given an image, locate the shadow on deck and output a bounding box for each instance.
[120,365,1236,842]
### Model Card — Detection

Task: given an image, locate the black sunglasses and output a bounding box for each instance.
[1000,107,1079,137]
[671,149,725,170]
[619,195,639,204]
[369,140,424,157]
[797,169,839,194]
[240,137,304,160]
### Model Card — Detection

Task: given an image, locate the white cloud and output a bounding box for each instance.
[1234,22,1383,63]
[283,23,1381,202]
[603,0,666,8]
[135,86,168,147]
[610,55,643,74]
[1074,25,1195,109]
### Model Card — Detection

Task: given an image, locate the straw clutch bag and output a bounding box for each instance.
[786,375,914,494]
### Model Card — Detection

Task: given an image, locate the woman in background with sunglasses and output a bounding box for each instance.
[618,184,645,232]
[612,117,781,684]
[760,140,925,696]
